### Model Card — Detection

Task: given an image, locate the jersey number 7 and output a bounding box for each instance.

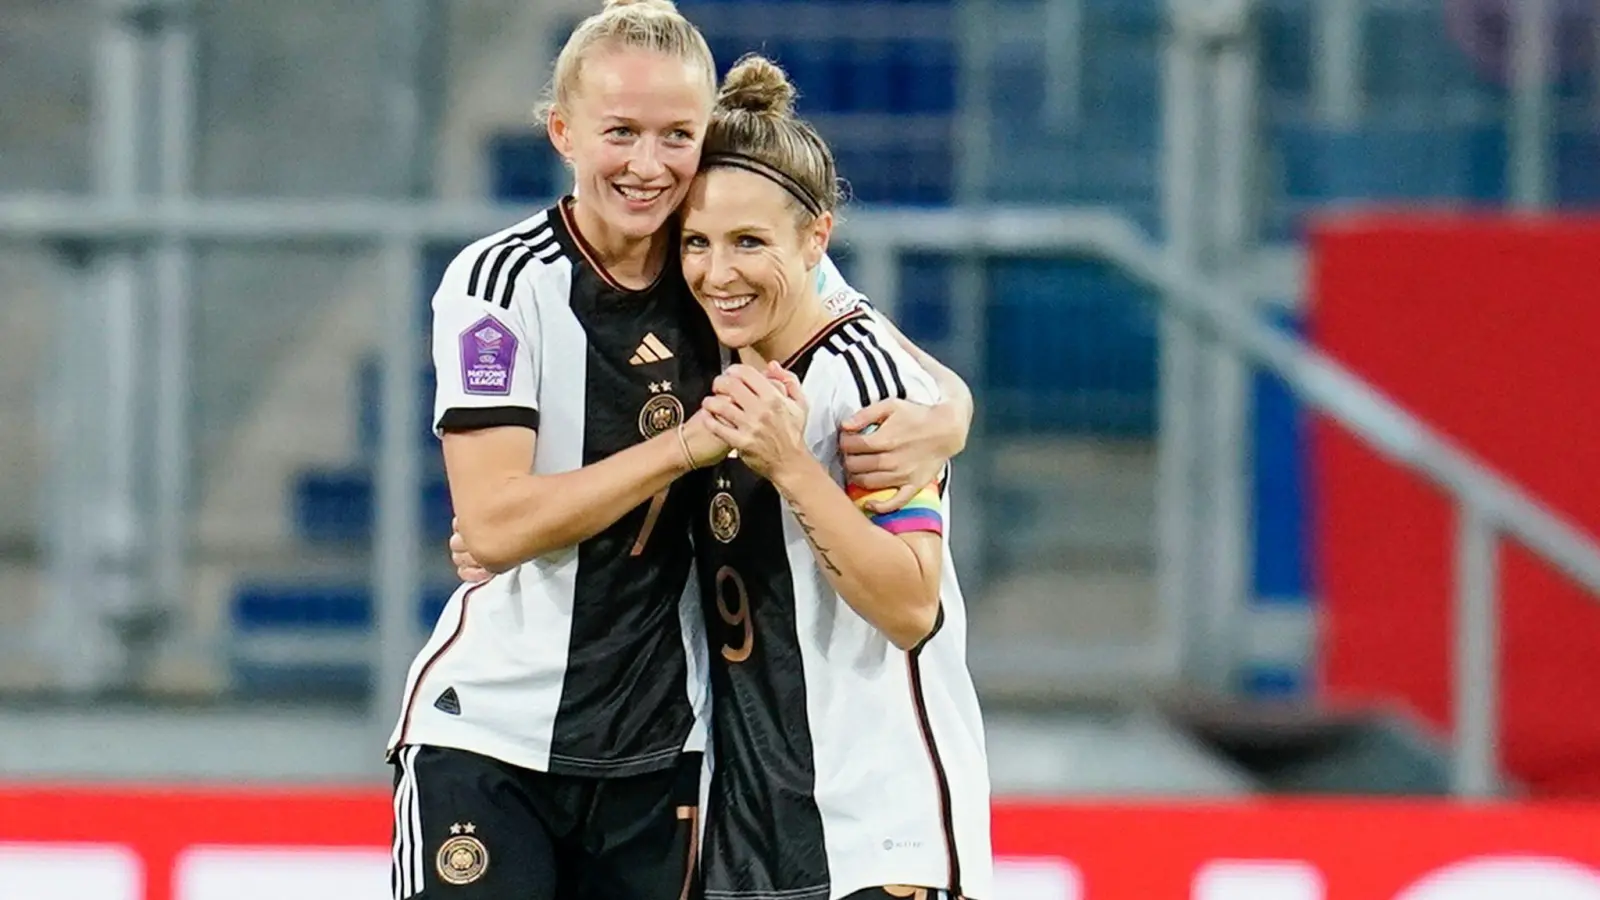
[629,489,670,557]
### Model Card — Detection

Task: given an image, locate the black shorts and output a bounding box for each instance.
[391,744,702,900]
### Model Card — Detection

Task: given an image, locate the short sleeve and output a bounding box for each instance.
[817,316,946,536]
[430,250,541,435]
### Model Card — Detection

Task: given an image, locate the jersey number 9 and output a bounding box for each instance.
[715,566,753,663]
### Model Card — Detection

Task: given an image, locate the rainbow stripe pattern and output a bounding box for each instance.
[846,482,944,536]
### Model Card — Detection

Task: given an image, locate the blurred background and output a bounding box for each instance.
[2,0,1600,895]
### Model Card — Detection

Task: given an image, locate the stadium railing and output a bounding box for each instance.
[1,194,1598,798]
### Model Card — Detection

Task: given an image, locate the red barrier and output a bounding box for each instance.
[1310,214,1600,795]
[5,788,1600,899]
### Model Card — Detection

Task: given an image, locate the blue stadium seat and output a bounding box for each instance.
[232,581,453,633]
[228,661,372,700]
[685,0,961,201]
[835,42,895,114]
[488,132,561,203]
[1245,311,1314,699]
[354,354,441,469]
[348,242,469,468]
[1083,0,1164,30]
[770,40,845,112]
[234,582,373,631]
[832,138,955,205]
[987,126,1159,207]
[981,34,1160,207]
[830,253,1160,438]
[703,34,750,79]
[1083,47,1161,132]
[890,40,958,114]
[229,581,457,699]
[1258,2,1313,100]
[488,123,959,206]
[703,31,955,116]
[1251,312,1312,604]
[1273,123,1507,204]
[894,254,954,343]
[989,55,1048,124]
[1555,130,1600,208]
[292,467,454,545]
[984,258,1159,437]
[1360,1,1598,106]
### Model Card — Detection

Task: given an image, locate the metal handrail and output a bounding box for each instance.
[0,195,1132,246]
[2,195,1595,794]
[1096,218,1600,799]
[1099,223,1600,598]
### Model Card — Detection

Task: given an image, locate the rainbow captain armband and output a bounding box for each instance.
[846,482,944,536]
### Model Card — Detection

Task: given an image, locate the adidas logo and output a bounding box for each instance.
[629,333,674,365]
[434,687,461,716]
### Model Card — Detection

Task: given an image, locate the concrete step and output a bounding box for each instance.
[0,250,51,547]
[0,564,48,693]
[986,437,1156,563]
[987,705,1255,797]
[978,565,1158,646]
[0,699,1256,795]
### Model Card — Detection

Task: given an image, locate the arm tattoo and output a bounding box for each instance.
[783,494,844,577]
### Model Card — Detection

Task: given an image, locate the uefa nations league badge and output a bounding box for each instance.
[460,316,516,395]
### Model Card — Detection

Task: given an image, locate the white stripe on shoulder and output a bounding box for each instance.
[449,210,570,309]
[821,331,882,409]
[842,318,907,400]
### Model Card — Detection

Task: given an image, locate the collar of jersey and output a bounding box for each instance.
[557,197,674,295]
[780,308,868,372]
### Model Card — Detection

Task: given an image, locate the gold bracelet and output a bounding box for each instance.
[675,423,698,471]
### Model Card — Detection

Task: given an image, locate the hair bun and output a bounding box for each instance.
[602,0,679,12]
[717,54,796,117]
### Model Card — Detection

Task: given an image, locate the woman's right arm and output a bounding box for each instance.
[430,254,723,573]
[445,415,723,571]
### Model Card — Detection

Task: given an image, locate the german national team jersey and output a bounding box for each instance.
[387,200,723,778]
[691,311,994,900]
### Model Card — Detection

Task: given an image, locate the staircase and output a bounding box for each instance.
[10,0,1584,707]
[222,0,1173,700]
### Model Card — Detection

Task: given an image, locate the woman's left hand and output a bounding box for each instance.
[702,362,810,480]
[837,400,957,512]
[449,518,493,584]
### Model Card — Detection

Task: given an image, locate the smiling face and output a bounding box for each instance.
[680,167,833,360]
[548,46,712,244]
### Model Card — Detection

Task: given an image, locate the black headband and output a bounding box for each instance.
[701,152,823,217]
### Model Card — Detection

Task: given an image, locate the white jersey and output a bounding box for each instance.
[388,201,722,777]
[691,310,993,899]
[387,200,869,780]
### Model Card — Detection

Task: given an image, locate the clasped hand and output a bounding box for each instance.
[700,362,809,481]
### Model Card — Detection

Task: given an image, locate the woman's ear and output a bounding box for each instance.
[804,211,834,270]
[547,107,574,163]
